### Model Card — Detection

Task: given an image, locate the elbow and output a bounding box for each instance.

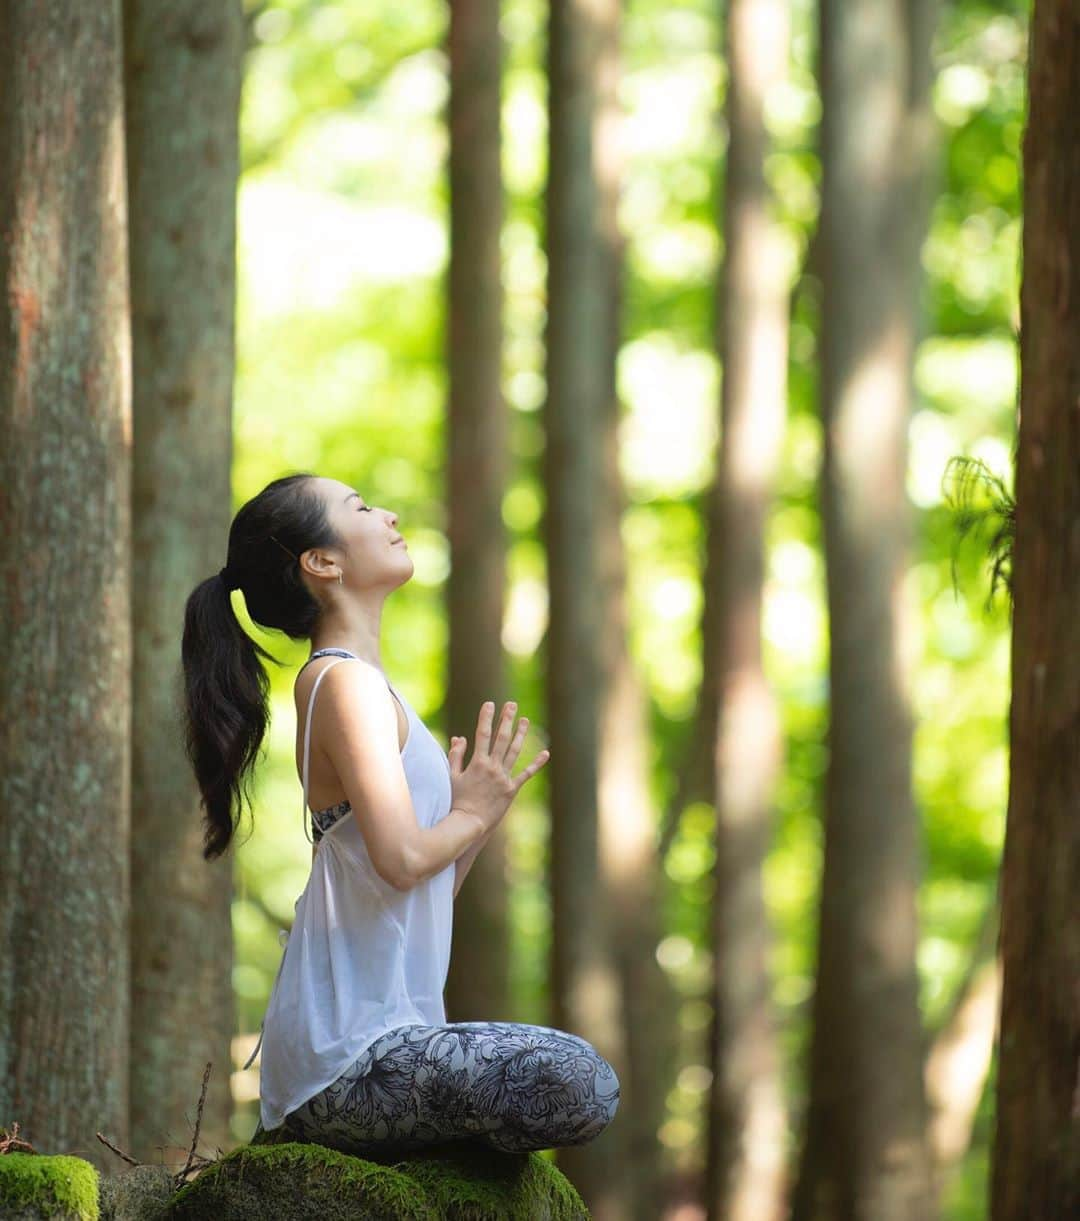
[383,868,415,894]
[374,842,421,893]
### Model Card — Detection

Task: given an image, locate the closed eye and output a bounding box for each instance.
[357,505,373,513]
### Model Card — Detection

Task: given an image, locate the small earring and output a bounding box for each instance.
[337,571,344,585]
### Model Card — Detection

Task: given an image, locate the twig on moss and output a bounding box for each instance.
[174,1150,216,1188]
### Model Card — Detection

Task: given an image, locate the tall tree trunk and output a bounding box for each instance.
[925,900,999,1182]
[704,1,791,1218]
[123,0,242,1163]
[991,4,1080,1216]
[544,1,627,1215]
[0,0,132,1173]
[444,0,511,1025]
[792,1,939,1218]
[593,2,675,1217]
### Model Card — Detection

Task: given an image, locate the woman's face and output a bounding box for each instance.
[307,476,413,591]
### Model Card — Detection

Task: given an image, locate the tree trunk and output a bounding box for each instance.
[0,0,132,1173]
[592,3,675,1216]
[544,1,627,1216]
[991,4,1080,1216]
[123,0,242,1164]
[925,900,999,1182]
[704,1,791,1219]
[792,1,939,1218]
[443,0,511,1026]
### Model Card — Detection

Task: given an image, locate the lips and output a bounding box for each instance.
[391,537,405,546]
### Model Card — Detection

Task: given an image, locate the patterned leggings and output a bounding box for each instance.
[254,1021,620,1155]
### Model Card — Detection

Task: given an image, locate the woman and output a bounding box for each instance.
[181,472,619,1155]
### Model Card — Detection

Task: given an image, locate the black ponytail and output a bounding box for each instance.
[180,473,342,860]
[182,574,274,859]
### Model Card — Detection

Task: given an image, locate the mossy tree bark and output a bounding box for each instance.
[704,1,791,1218]
[544,1,628,1217]
[443,0,512,1025]
[123,0,243,1164]
[792,0,939,1218]
[990,3,1080,1217]
[0,0,132,1172]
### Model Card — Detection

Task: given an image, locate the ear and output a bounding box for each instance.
[299,549,339,582]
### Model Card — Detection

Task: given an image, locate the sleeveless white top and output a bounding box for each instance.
[249,652,455,1132]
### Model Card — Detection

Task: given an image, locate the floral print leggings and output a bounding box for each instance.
[254,1021,620,1155]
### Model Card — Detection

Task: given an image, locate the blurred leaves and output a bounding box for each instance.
[229,3,1022,1213]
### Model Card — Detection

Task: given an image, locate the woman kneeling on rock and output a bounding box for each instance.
[180,473,620,1155]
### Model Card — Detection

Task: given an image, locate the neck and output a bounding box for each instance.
[309,593,387,672]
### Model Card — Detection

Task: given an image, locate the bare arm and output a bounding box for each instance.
[453,822,496,898]
[317,661,489,890]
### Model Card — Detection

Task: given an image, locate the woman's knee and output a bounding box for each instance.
[554,1035,620,1141]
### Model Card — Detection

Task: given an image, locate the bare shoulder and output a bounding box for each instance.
[295,656,397,749]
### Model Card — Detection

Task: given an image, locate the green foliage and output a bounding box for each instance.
[229,0,1024,1215]
[943,454,1016,610]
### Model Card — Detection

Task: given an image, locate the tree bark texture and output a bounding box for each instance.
[592,1,677,1216]
[991,3,1080,1217]
[544,1,627,1215]
[704,1,791,1219]
[792,1,939,1218]
[123,0,242,1164]
[0,0,132,1173]
[443,0,512,1026]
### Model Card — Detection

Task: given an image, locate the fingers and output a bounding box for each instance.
[476,699,516,757]
[512,746,551,794]
[492,701,517,757]
[475,700,495,754]
[448,735,466,773]
[470,700,551,791]
[501,715,529,772]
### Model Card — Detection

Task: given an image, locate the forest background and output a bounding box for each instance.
[232,0,1020,1217]
[1,0,1057,1218]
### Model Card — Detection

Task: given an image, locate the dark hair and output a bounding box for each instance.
[181,473,342,860]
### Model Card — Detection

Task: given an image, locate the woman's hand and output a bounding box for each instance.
[448,701,550,833]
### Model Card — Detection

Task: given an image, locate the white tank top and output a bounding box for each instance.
[249,652,455,1132]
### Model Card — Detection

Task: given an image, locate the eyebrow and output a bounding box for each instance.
[344,491,362,504]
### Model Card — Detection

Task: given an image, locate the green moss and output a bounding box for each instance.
[0,1152,100,1220]
[386,1143,588,1220]
[164,1142,437,1220]
[163,1141,589,1220]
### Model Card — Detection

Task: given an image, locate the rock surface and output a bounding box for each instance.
[0,1139,590,1220]
[97,1165,175,1221]
[164,1140,589,1220]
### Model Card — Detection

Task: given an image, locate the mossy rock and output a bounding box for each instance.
[163,1141,588,1220]
[0,1152,99,1221]
[382,1143,588,1220]
[97,1165,174,1221]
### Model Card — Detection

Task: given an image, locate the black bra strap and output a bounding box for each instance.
[298,647,359,677]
